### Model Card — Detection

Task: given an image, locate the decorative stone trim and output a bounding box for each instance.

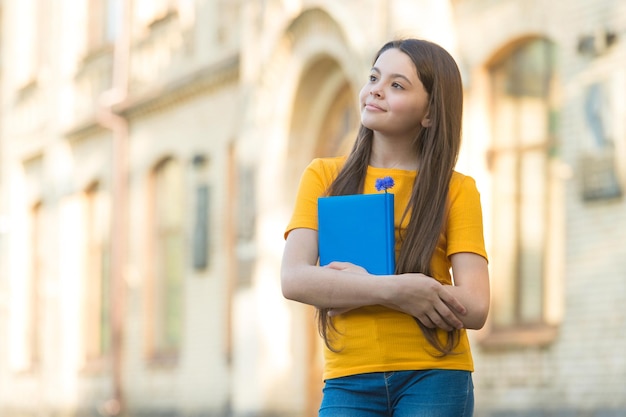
[116,53,239,119]
[65,53,239,140]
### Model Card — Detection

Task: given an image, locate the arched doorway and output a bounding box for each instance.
[287,54,358,416]
[264,7,362,416]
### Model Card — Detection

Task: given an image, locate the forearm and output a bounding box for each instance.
[281,263,390,308]
[281,230,486,332]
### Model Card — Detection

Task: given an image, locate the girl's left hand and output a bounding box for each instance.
[324,262,368,316]
[324,261,368,274]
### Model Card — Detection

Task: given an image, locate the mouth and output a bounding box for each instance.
[364,102,385,112]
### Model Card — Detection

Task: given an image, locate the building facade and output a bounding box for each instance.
[0,0,624,416]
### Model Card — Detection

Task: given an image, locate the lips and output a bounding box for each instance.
[364,102,385,111]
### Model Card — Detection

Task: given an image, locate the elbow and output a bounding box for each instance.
[466,303,490,330]
[280,268,298,301]
[281,285,296,302]
[467,318,487,331]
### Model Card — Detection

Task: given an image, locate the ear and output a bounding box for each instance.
[421,116,431,128]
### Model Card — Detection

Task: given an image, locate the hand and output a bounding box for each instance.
[388,273,467,331]
[323,262,369,316]
[323,261,368,274]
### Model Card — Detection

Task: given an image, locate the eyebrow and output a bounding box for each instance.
[371,67,413,86]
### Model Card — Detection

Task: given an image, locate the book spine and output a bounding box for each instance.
[386,193,395,274]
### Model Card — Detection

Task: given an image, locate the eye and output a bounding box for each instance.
[392,82,404,89]
[369,74,378,82]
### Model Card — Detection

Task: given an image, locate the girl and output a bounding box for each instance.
[281,39,490,417]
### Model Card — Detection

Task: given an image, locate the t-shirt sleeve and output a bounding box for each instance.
[446,175,488,262]
[284,159,337,239]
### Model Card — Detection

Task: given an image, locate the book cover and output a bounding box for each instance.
[318,193,395,275]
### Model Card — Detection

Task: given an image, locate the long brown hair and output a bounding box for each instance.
[319,39,464,355]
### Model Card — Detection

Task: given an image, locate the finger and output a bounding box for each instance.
[438,290,467,316]
[325,261,352,270]
[416,314,438,329]
[428,311,456,331]
[325,262,368,274]
[434,304,464,329]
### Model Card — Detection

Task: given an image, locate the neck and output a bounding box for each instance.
[369,133,419,170]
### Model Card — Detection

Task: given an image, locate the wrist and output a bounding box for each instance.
[379,274,401,308]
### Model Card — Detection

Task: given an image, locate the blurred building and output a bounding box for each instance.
[0,0,625,416]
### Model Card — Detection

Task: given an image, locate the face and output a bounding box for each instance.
[359,48,431,139]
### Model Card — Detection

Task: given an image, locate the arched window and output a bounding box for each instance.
[487,38,562,342]
[147,157,184,363]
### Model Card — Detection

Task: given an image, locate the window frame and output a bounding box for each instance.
[481,38,562,348]
[144,156,185,366]
[81,182,112,370]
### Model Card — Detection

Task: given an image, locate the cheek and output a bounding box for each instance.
[358,86,369,105]
[392,101,426,129]
[400,99,427,119]
[389,99,416,118]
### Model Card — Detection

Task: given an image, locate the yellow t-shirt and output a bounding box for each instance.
[285,157,488,380]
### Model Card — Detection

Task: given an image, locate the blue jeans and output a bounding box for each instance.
[319,370,474,417]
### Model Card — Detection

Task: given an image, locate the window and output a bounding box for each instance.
[87,0,121,49]
[147,157,184,363]
[26,202,44,370]
[487,39,560,343]
[14,0,46,87]
[83,183,111,365]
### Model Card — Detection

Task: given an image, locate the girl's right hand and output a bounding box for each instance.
[385,273,467,331]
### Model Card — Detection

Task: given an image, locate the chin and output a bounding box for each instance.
[360,116,378,131]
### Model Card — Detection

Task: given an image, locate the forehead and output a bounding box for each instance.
[372,48,418,78]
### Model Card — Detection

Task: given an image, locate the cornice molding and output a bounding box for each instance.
[116,53,240,118]
[65,53,240,140]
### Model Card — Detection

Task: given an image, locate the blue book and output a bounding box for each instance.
[318,193,395,275]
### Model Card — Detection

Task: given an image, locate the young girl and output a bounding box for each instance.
[281,39,490,417]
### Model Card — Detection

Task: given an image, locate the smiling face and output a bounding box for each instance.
[359,48,431,141]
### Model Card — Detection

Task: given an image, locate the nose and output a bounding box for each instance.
[370,87,382,98]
